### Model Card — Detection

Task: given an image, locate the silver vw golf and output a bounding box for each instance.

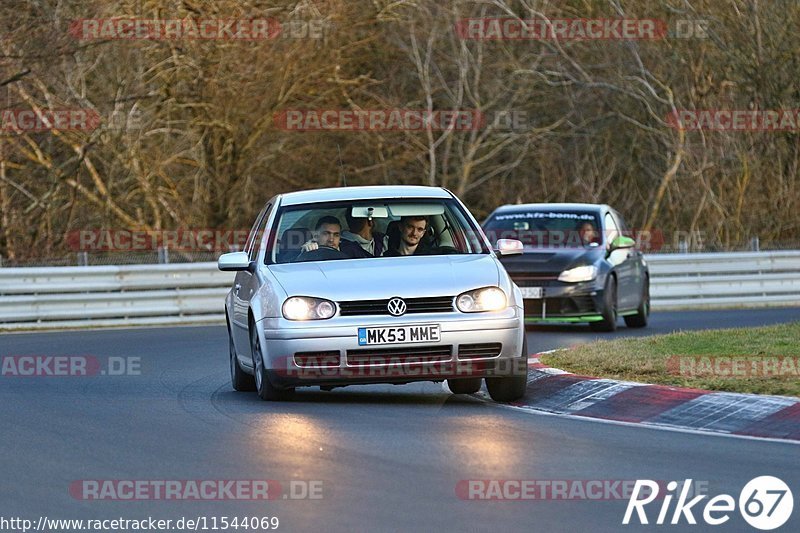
[218,186,528,402]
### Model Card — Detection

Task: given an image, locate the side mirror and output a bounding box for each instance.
[609,236,635,251]
[494,239,524,256]
[218,251,252,272]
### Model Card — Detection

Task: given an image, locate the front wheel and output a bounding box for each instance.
[590,275,618,332]
[624,277,650,328]
[447,378,482,394]
[250,326,294,401]
[230,329,255,392]
[485,333,528,402]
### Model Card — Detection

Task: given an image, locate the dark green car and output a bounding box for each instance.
[483,203,650,332]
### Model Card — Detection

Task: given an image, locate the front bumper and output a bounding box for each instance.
[520,281,606,322]
[256,308,526,387]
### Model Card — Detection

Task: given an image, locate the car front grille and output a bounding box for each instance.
[458,343,502,359]
[524,296,597,317]
[338,296,454,316]
[508,272,560,286]
[346,345,453,366]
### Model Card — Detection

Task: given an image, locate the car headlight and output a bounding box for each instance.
[282,297,336,320]
[558,265,598,283]
[456,287,507,313]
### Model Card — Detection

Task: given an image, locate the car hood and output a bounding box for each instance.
[499,246,604,276]
[268,255,500,301]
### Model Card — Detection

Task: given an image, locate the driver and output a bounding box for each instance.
[296,216,344,260]
[577,220,598,245]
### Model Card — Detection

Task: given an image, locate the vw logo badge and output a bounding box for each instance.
[387,297,407,316]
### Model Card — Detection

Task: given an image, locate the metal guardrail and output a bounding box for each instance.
[647,251,800,309]
[0,263,233,330]
[0,251,798,330]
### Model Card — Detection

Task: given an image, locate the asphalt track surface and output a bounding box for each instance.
[2,308,800,532]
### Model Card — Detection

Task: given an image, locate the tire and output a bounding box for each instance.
[230,328,255,392]
[250,324,294,401]
[590,275,618,332]
[624,277,650,328]
[485,332,528,403]
[447,378,482,394]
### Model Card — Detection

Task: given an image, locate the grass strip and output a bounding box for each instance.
[541,322,800,396]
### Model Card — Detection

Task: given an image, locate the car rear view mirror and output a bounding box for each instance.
[350,206,389,219]
[218,251,252,271]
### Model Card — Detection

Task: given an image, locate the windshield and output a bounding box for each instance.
[483,210,602,248]
[267,198,489,263]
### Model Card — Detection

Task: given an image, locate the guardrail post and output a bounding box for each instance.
[158,246,170,264]
[77,251,89,266]
[750,236,760,251]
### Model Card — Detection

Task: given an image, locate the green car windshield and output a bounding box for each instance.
[483,210,602,248]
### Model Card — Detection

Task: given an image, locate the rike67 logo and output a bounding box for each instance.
[624,477,793,530]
